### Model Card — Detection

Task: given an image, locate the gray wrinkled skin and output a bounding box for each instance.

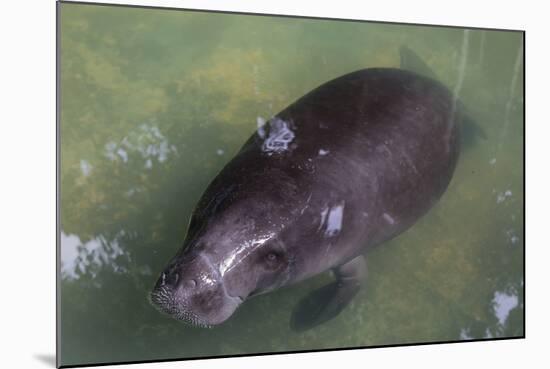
[150,68,460,327]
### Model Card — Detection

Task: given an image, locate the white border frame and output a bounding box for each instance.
[2,0,546,368]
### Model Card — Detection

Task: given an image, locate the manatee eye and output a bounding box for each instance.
[266,252,278,262]
[263,251,284,269]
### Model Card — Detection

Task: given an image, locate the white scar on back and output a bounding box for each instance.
[383,213,395,225]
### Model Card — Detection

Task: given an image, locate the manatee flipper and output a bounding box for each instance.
[290,255,367,332]
[399,46,488,147]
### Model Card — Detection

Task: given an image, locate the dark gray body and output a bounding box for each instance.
[151,67,461,328]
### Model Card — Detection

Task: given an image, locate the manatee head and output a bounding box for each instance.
[150,190,296,327]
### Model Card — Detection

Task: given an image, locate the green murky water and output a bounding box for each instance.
[58,3,524,366]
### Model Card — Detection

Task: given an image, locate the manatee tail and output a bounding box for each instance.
[399,46,488,147]
[399,46,438,80]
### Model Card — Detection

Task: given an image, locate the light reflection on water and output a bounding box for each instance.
[493,290,519,326]
[104,122,178,169]
[59,3,524,367]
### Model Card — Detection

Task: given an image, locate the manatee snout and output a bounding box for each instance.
[150,252,242,327]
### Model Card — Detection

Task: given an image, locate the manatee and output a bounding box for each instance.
[150,49,474,331]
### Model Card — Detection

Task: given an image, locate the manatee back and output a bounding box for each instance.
[280,68,460,249]
[196,68,460,280]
